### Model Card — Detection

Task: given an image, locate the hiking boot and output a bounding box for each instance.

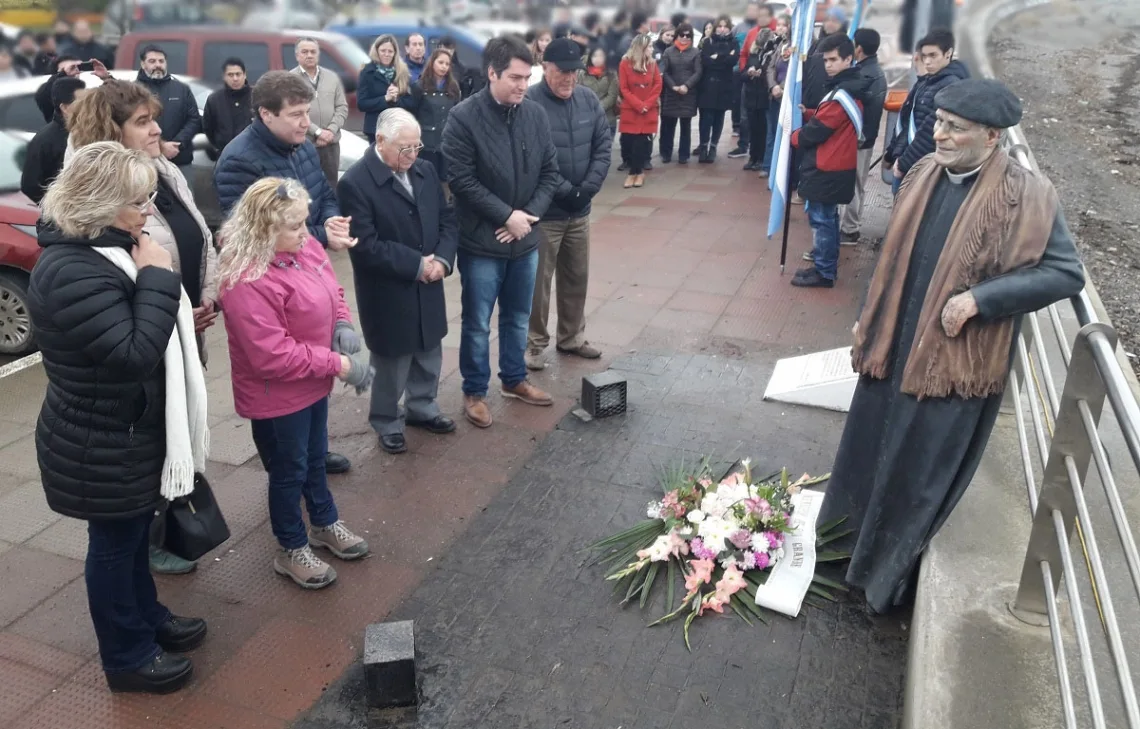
[106,651,192,695]
[557,342,602,359]
[790,268,835,288]
[464,395,493,428]
[309,521,370,561]
[502,380,553,406]
[274,545,337,590]
[149,546,196,575]
[727,146,748,159]
[525,349,547,371]
[840,231,860,246]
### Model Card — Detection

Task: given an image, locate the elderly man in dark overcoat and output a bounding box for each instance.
[337,108,459,455]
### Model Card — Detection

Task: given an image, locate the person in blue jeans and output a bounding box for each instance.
[440,36,561,428]
[789,34,864,288]
[760,15,791,175]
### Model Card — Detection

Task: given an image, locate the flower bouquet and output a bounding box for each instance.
[585,458,851,649]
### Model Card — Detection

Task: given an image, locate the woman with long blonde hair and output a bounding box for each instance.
[618,34,662,188]
[29,142,209,695]
[217,177,373,591]
[357,33,411,140]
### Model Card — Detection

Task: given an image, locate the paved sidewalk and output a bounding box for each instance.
[0,133,898,728]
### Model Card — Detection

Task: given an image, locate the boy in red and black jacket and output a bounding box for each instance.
[791,33,867,289]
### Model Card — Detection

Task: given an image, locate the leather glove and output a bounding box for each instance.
[332,321,362,355]
[343,352,375,395]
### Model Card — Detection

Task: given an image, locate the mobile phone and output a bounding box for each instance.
[77,61,95,72]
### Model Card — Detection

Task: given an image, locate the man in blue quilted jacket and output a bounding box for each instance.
[213,70,359,476]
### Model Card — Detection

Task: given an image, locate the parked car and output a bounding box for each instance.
[325,20,486,74]
[113,27,371,131]
[100,0,219,48]
[0,129,40,357]
[241,0,332,32]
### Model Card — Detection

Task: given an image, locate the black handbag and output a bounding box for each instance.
[164,473,231,562]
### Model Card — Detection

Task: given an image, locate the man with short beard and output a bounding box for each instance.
[524,38,611,372]
[135,45,201,173]
[821,79,1085,613]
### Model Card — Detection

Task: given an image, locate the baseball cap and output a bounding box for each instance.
[543,37,585,72]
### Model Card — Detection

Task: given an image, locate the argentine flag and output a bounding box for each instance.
[766,0,817,239]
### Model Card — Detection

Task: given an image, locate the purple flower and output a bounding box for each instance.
[741,551,758,570]
[765,531,784,549]
[729,529,752,550]
[690,537,716,561]
[755,552,771,570]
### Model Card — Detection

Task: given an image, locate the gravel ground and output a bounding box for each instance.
[989,0,1140,359]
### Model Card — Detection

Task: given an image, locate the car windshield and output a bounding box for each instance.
[0,130,25,193]
[333,37,372,71]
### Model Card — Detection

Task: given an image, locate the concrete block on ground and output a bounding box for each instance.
[364,620,416,709]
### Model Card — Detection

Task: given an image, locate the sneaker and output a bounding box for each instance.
[758,169,770,179]
[802,250,814,261]
[525,349,546,371]
[274,545,337,590]
[791,192,804,205]
[840,231,860,246]
[556,342,602,359]
[790,268,835,288]
[727,147,748,159]
[464,395,493,428]
[309,521,370,561]
[502,380,553,406]
[149,546,197,575]
[743,161,759,171]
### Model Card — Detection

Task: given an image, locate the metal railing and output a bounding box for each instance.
[1003,132,1140,727]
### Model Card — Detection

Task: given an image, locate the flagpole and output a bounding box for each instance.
[778,159,794,273]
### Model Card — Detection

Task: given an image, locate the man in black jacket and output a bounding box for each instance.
[21,77,86,204]
[135,44,202,173]
[202,57,253,159]
[440,36,560,429]
[59,20,113,69]
[524,38,611,372]
[841,28,888,244]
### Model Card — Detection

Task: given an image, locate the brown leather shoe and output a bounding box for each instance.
[502,380,553,406]
[463,395,492,428]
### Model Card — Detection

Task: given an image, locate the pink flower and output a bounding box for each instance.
[690,537,717,561]
[684,558,715,594]
[698,478,713,489]
[699,592,729,615]
[720,472,743,487]
[729,529,753,550]
[765,531,784,549]
[715,564,748,599]
[667,531,690,557]
[747,498,773,517]
[741,551,757,570]
[755,552,771,570]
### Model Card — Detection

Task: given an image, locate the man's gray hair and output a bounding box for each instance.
[376,108,421,141]
[295,37,320,49]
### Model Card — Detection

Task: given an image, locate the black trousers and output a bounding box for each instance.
[746,105,769,163]
[698,108,726,147]
[620,133,653,174]
[658,116,693,161]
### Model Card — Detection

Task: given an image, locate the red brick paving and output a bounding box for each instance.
[0,136,879,726]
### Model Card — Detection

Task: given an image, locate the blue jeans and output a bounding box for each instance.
[459,248,539,396]
[762,105,780,169]
[891,175,903,197]
[807,201,841,281]
[251,396,339,550]
[87,512,169,673]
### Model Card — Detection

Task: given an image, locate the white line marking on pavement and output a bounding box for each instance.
[0,352,42,379]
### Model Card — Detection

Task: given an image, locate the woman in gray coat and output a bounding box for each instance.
[658,22,701,164]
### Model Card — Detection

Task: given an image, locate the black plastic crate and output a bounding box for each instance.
[581,371,627,418]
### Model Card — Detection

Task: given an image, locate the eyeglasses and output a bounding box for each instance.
[131,190,158,212]
[398,143,425,157]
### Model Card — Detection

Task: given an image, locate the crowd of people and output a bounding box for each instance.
[12,0,1089,701]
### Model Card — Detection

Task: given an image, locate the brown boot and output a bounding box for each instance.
[463,395,492,428]
[502,380,553,406]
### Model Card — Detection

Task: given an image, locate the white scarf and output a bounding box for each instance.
[94,246,209,499]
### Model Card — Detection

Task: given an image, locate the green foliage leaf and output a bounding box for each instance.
[817,528,854,547]
[816,515,849,536]
[810,574,849,592]
[816,551,850,563]
[666,559,676,613]
[808,584,837,602]
[640,562,661,609]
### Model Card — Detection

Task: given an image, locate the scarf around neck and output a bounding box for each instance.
[674,38,692,51]
[851,148,1057,399]
[587,65,605,77]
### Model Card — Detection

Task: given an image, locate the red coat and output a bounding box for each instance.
[618,58,663,135]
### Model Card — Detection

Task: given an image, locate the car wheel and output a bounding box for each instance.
[0,271,35,357]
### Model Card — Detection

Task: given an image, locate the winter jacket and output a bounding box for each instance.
[214,119,340,247]
[357,61,400,139]
[405,55,426,83]
[792,67,866,206]
[767,40,790,93]
[440,87,560,259]
[32,51,56,76]
[578,67,620,125]
[603,28,632,71]
[219,236,352,421]
[660,45,702,119]
[742,47,770,112]
[855,55,888,150]
[618,59,663,135]
[731,19,758,54]
[526,80,613,220]
[21,114,68,204]
[292,66,348,143]
[802,31,837,110]
[59,39,114,69]
[203,84,253,158]
[696,34,738,111]
[29,224,182,521]
[652,40,669,68]
[135,71,202,167]
[400,83,459,151]
[35,73,63,123]
[888,60,970,175]
[739,21,777,71]
[338,153,458,357]
[453,58,486,100]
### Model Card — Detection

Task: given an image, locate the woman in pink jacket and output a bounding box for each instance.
[217,178,374,590]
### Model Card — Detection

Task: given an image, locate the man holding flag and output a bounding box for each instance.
[789,33,867,288]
